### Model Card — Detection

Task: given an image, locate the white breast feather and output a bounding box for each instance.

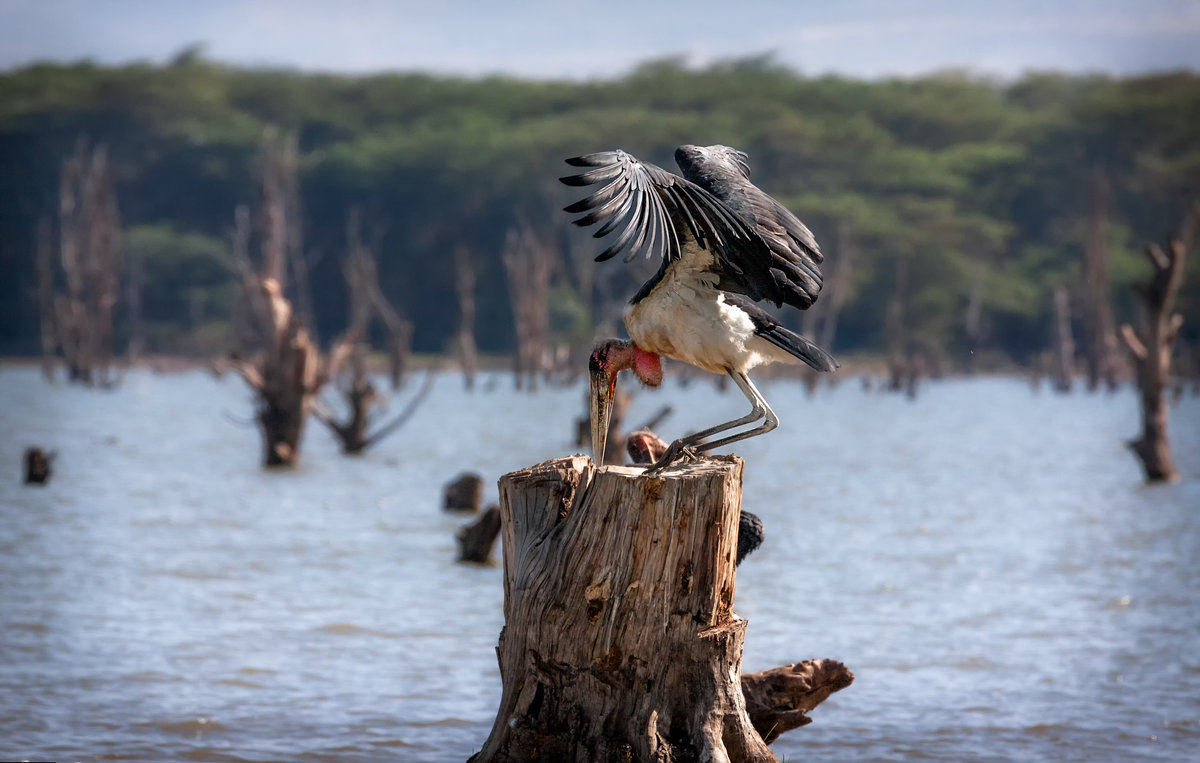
[624,242,793,374]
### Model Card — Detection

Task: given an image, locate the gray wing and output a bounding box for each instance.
[685,147,824,309]
[560,150,756,265]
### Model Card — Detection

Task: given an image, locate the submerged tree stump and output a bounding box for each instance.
[444,472,484,513]
[24,447,53,485]
[457,505,502,563]
[472,455,775,762]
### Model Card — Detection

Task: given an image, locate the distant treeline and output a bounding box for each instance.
[1,54,1197,368]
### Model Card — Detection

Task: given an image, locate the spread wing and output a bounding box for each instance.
[561,149,824,310]
[720,183,824,309]
[680,146,824,309]
[559,150,755,266]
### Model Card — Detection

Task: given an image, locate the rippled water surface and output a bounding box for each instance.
[2,367,1199,762]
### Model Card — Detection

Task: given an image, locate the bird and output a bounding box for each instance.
[561,144,837,470]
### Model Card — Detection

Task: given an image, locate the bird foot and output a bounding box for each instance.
[644,441,702,474]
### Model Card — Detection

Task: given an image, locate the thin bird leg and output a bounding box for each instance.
[647,369,766,471]
[693,372,778,453]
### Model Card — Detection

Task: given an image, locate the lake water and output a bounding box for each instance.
[2,367,1198,762]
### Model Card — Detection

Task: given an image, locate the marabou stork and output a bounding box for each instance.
[561,144,837,470]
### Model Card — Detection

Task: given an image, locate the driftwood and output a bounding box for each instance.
[24,447,54,485]
[1119,203,1196,483]
[741,659,855,743]
[471,456,850,761]
[443,472,484,513]
[456,505,502,563]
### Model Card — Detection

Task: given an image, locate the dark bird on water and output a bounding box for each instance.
[561,144,837,470]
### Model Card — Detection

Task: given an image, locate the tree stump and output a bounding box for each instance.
[456,505,502,563]
[741,659,855,744]
[627,429,764,566]
[444,472,484,513]
[24,447,53,485]
[471,455,776,762]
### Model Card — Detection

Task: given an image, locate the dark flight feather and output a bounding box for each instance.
[561,145,824,310]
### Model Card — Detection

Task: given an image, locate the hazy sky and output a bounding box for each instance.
[2,0,1198,80]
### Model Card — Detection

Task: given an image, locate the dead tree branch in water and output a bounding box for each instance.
[311,210,427,455]
[1119,202,1196,483]
[316,366,435,455]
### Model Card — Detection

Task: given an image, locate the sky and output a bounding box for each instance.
[1,0,1199,80]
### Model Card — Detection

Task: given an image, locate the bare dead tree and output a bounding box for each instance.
[503,222,553,391]
[803,220,852,393]
[279,133,317,338]
[1051,286,1076,393]
[454,244,480,390]
[1119,202,1196,483]
[886,256,917,396]
[313,354,435,455]
[310,209,429,454]
[35,218,57,383]
[963,248,989,375]
[227,132,344,467]
[125,242,144,367]
[818,221,854,356]
[1082,168,1121,391]
[349,210,413,390]
[39,140,124,386]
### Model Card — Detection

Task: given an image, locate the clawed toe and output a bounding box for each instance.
[645,441,702,474]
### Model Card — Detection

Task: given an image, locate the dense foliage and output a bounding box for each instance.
[1,55,1197,367]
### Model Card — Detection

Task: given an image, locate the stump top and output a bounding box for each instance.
[506,453,743,483]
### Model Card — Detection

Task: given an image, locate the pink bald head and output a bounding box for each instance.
[589,339,662,388]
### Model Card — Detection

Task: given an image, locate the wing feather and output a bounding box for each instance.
[679,147,825,309]
[560,149,752,266]
[561,146,826,311]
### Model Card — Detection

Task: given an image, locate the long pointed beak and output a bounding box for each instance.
[589,371,614,466]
